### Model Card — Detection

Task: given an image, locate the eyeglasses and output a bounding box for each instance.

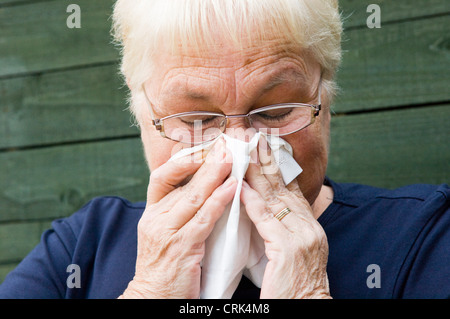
[143,79,322,145]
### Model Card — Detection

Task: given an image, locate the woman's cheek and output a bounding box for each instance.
[141,127,176,171]
[285,126,329,204]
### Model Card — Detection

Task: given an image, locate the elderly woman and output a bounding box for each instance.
[0,0,449,299]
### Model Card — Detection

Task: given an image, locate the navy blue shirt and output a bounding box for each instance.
[1,178,449,299]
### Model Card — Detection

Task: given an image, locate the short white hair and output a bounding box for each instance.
[112,0,343,122]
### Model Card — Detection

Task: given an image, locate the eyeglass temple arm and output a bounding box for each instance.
[314,77,323,116]
[142,84,163,129]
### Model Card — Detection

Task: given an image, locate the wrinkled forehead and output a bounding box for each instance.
[145,42,321,118]
[146,38,321,98]
[154,37,312,73]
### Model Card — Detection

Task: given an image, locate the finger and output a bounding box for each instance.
[246,153,310,231]
[248,136,311,219]
[147,160,203,205]
[246,158,285,214]
[247,135,287,201]
[286,178,303,197]
[166,138,233,229]
[257,135,286,192]
[183,176,237,243]
[240,181,287,241]
[255,135,304,196]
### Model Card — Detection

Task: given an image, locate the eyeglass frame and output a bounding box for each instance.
[142,77,322,142]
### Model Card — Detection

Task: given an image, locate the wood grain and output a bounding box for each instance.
[0,0,117,78]
[327,104,450,188]
[339,0,449,28]
[0,138,148,223]
[0,64,135,149]
[0,220,51,264]
[333,15,450,112]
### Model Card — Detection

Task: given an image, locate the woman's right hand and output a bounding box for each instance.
[119,138,236,299]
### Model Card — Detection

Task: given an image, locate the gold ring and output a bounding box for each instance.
[275,207,291,221]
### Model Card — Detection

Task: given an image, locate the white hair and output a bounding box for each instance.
[112,0,343,122]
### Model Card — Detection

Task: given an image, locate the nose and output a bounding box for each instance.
[224,115,256,142]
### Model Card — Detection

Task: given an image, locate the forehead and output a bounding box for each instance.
[148,40,318,97]
[168,38,295,64]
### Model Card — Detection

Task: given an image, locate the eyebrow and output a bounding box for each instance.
[162,67,308,102]
[162,84,211,102]
[260,68,307,95]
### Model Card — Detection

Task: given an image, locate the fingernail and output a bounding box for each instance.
[259,137,273,165]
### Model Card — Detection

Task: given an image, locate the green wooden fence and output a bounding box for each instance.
[0,0,449,284]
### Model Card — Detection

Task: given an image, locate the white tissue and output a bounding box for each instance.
[169,132,302,298]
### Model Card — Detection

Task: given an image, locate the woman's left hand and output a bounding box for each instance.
[241,138,331,299]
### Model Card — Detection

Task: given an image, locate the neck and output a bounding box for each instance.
[311,184,334,220]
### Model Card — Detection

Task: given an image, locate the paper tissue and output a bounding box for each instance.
[169,132,302,298]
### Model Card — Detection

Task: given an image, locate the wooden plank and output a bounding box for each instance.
[0,0,36,5]
[339,0,449,28]
[0,64,136,149]
[0,0,117,77]
[0,138,148,222]
[333,15,450,113]
[327,104,450,189]
[0,220,51,264]
[0,0,54,5]
[0,263,17,284]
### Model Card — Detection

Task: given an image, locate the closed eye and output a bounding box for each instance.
[180,116,219,127]
[254,108,293,121]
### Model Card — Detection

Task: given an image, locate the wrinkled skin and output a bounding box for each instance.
[119,42,333,299]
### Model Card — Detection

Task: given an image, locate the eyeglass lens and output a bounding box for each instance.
[162,105,314,144]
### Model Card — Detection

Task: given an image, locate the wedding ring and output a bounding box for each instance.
[275,207,291,221]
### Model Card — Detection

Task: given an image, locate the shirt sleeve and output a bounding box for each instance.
[395,184,450,298]
[0,214,81,299]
